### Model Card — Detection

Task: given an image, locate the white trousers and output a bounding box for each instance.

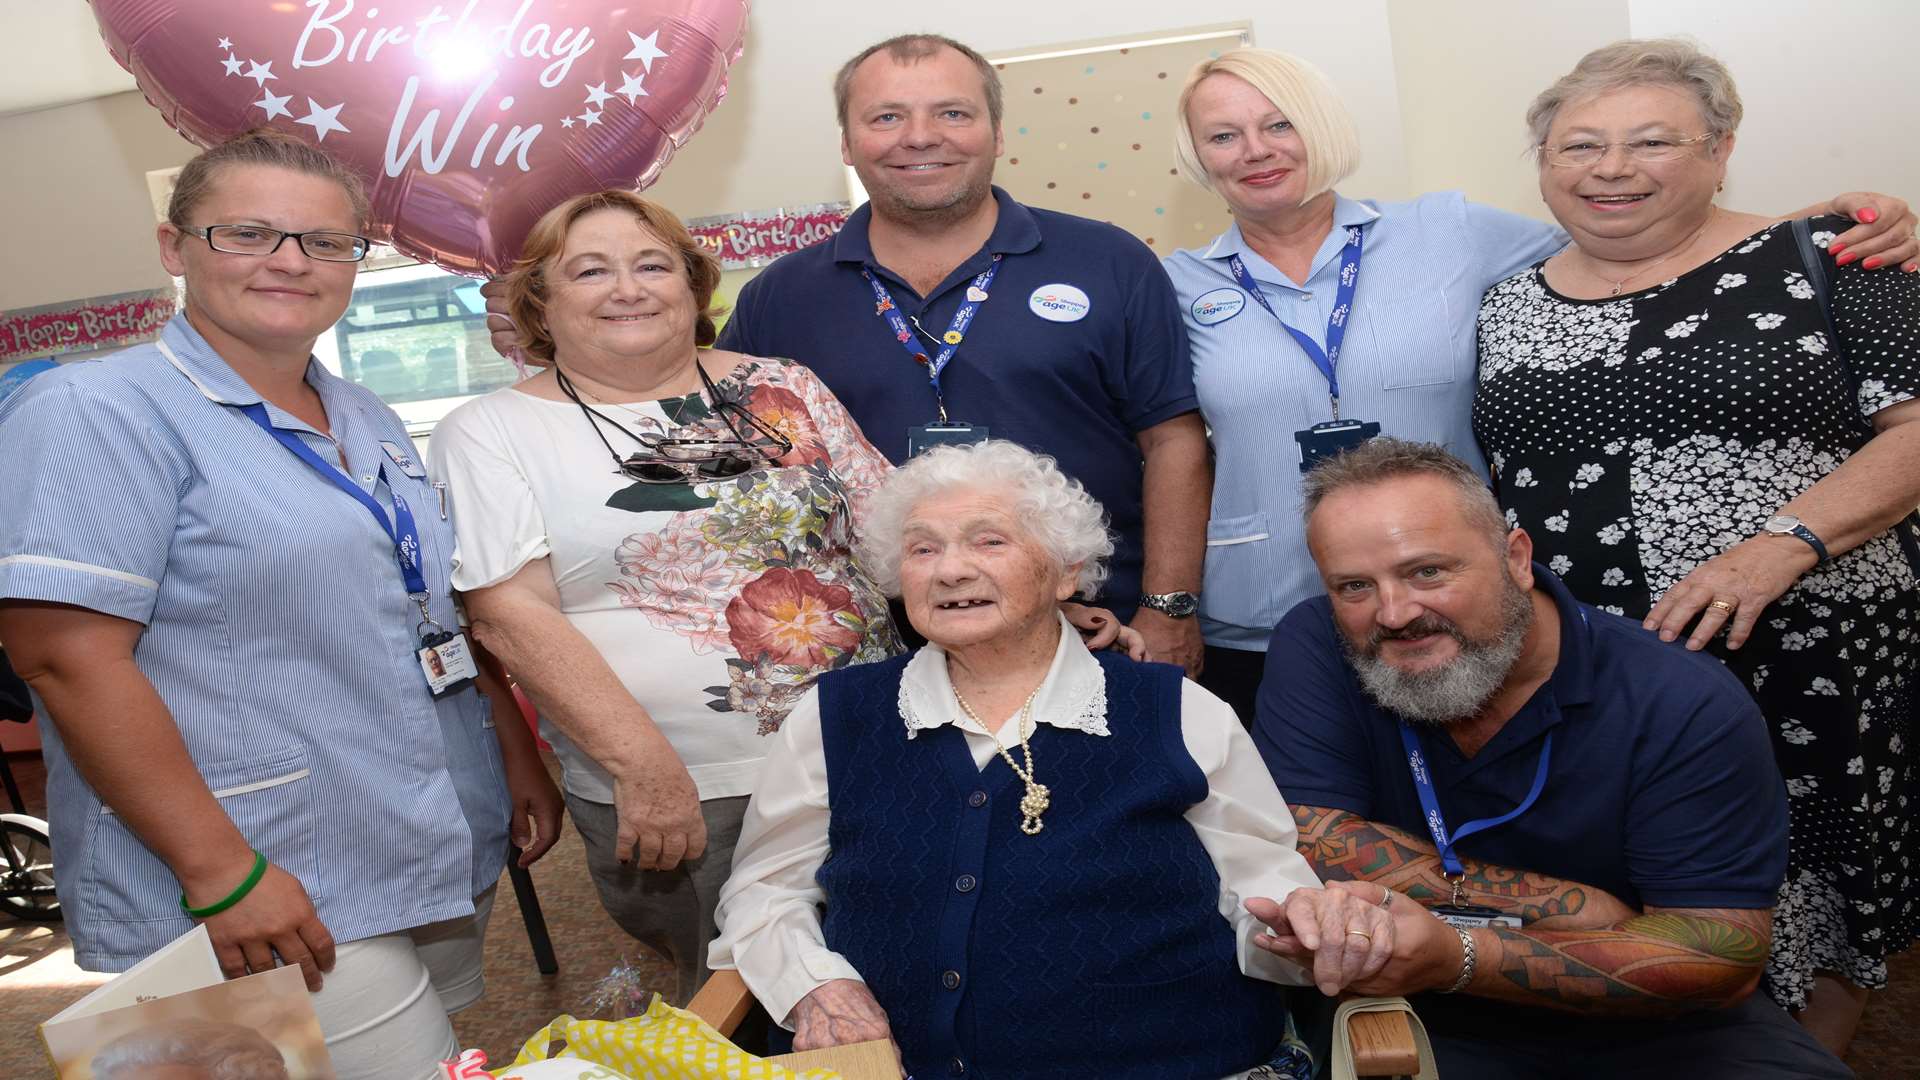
[309,886,496,1080]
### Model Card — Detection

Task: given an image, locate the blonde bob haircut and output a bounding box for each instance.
[503,190,724,365]
[1172,48,1361,205]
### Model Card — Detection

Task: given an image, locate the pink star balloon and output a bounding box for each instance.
[90,0,749,275]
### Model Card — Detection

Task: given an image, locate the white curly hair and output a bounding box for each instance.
[858,440,1114,599]
[91,1019,292,1080]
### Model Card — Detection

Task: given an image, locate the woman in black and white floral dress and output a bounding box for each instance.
[1473,40,1920,1053]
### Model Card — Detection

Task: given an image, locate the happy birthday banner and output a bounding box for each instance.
[1,289,177,363]
[686,203,851,269]
[89,0,751,276]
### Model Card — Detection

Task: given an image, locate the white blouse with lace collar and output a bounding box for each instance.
[710,614,1322,1035]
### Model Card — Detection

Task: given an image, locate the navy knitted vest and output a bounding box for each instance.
[811,649,1287,1079]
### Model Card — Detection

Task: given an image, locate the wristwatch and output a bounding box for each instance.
[1762,514,1830,565]
[1139,591,1200,618]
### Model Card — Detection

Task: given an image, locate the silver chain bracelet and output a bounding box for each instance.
[1440,926,1476,994]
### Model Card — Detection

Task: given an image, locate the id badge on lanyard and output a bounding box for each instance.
[240,403,478,698]
[1230,226,1381,472]
[867,256,1001,455]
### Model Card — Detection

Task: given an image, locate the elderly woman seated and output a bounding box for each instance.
[710,440,1392,1079]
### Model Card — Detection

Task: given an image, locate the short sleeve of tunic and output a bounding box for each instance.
[426,394,553,592]
[1111,250,1200,433]
[1251,599,1378,816]
[0,369,188,623]
[1826,220,1920,420]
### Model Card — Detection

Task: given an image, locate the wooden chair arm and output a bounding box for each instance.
[688,969,1420,1077]
[686,968,755,1036]
[1349,1006,1421,1077]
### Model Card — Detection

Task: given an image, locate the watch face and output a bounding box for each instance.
[1150,592,1199,617]
[1765,514,1802,534]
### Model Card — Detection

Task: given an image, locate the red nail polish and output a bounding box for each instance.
[1829,242,1848,257]
[1864,256,1883,270]
[1859,208,1879,224]
[1836,251,1859,266]
[1905,263,1919,273]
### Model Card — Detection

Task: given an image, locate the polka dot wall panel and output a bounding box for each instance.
[993,30,1246,255]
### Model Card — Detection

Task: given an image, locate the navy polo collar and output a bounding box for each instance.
[1532,562,1596,709]
[831,185,1044,269]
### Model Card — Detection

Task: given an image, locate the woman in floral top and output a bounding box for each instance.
[1473,42,1919,1053]
[432,191,1123,1003]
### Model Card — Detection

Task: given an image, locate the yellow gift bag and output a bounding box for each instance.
[495,996,841,1080]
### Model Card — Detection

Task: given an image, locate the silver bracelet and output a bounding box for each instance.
[1440,926,1476,994]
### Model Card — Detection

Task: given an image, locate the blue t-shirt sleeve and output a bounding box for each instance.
[0,372,186,623]
[1625,676,1789,910]
[1253,600,1378,816]
[1459,197,1567,291]
[1109,247,1199,433]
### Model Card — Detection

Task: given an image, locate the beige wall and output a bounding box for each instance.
[1388,0,1631,220]
[4,1,1916,312]
[0,92,196,310]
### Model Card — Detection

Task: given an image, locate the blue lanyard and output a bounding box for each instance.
[864,255,1002,423]
[239,402,429,602]
[1228,224,1364,416]
[1398,721,1553,879]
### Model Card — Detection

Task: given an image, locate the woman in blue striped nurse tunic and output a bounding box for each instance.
[0,130,560,1079]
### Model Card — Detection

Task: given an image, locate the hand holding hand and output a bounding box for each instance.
[185,857,336,992]
[609,734,707,871]
[1252,881,1468,997]
[788,978,902,1069]
[1247,880,1396,996]
[1642,535,1815,650]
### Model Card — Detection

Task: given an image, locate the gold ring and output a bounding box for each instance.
[1709,598,1736,614]
[1345,928,1373,941]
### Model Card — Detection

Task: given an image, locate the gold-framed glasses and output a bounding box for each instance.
[1540,132,1717,168]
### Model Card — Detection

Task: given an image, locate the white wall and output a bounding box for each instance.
[1628,0,1920,216]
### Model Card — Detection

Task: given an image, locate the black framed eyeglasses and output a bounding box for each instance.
[188,224,371,263]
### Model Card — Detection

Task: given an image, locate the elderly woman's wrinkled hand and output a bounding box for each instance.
[788,978,903,1069]
[1246,880,1397,996]
[1824,192,1920,273]
[1642,534,1816,651]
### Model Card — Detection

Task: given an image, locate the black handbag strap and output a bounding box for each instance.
[1790,216,1920,575]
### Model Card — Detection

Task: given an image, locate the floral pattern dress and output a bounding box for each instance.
[1472,217,1919,1007]
[430,356,901,807]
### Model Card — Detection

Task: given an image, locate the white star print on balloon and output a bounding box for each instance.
[295,99,350,141]
[216,36,232,49]
[221,55,244,77]
[579,109,602,128]
[243,59,277,87]
[560,115,575,128]
[624,30,668,71]
[253,89,293,120]
[616,71,649,104]
[584,82,612,108]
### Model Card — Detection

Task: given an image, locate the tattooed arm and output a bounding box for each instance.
[1461,906,1771,1014]
[1293,804,1638,928]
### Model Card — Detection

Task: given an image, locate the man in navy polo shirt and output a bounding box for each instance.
[714,34,1210,673]
[1248,439,1847,1079]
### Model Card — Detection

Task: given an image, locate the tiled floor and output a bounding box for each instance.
[2,750,1915,1076]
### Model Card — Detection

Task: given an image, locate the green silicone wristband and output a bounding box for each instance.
[180,850,268,919]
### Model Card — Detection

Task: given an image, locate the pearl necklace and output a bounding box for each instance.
[953,686,1050,836]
